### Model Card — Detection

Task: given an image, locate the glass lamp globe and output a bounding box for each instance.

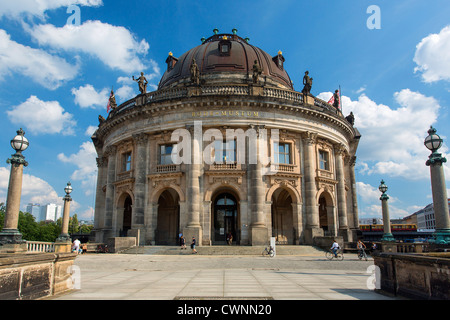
[10,128,29,153]
[424,126,443,152]
[378,180,388,194]
[64,182,73,195]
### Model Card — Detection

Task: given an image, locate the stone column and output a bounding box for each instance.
[55,187,73,253]
[0,155,28,252]
[301,132,321,244]
[250,126,268,245]
[93,156,107,242]
[379,184,395,242]
[426,148,450,244]
[349,156,359,228]
[183,123,202,244]
[335,144,350,241]
[132,133,148,242]
[103,145,117,238]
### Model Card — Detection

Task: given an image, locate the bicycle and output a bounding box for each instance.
[357,248,368,261]
[326,249,344,261]
[262,245,274,257]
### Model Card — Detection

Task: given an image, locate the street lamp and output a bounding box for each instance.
[424,126,450,244]
[56,182,73,249]
[379,180,395,242]
[0,129,29,251]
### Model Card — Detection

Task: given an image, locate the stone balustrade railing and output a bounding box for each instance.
[114,84,342,118]
[27,241,55,253]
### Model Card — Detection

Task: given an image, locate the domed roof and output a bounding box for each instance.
[158,29,293,90]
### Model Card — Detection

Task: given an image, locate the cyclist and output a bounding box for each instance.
[330,240,340,258]
[357,240,367,258]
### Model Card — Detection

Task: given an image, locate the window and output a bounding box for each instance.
[319,150,329,170]
[214,140,236,163]
[159,144,174,165]
[274,142,291,164]
[122,152,132,171]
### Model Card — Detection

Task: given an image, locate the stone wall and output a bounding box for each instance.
[373,252,450,300]
[0,252,77,300]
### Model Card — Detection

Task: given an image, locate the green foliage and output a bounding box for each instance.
[0,203,91,242]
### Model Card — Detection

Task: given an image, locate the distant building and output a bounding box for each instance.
[359,218,383,225]
[413,199,450,232]
[26,203,62,222]
[26,203,41,221]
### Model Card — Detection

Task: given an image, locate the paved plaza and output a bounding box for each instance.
[51,249,402,301]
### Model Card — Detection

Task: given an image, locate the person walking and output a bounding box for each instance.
[72,238,81,254]
[191,236,198,254]
[180,235,186,250]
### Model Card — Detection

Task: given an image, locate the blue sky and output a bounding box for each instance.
[0,0,449,221]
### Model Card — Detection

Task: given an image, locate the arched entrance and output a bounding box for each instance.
[318,191,336,236]
[271,188,294,244]
[156,189,180,245]
[122,195,132,236]
[211,192,239,245]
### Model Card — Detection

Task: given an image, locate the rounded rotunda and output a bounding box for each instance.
[92,29,361,246]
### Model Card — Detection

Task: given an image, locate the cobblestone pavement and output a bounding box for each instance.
[51,252,402,301]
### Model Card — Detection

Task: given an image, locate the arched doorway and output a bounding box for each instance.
[156,189,180,245]
[211,192,239,245]
[122,195,132,236]
[319,196,328,232]
[318,191,336,236]
[271,188,294,244]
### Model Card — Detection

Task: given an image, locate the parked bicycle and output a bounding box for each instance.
[325,249,344,261]
[96,244,109,253]
[262,245,274,257]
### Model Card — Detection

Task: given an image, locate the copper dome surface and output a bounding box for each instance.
[158,31,293,90]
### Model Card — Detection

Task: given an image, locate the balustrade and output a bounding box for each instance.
[27,241,55,253]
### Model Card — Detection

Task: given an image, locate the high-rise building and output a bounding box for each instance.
[26,203,41,222]
[39,203,62,222]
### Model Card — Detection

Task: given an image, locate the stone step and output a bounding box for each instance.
[122,245,325,256]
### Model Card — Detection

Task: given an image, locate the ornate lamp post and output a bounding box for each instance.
[379,179,395,242]
[55,182,73,252]
[424,126,450,244]
[0,129,29,251]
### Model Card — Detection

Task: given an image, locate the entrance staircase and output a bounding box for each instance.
[121,245,325,256]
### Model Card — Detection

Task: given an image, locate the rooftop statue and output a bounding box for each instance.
[252,60,262,84]
[302,71,313,95]
[133,72,148,94]
[333,89,340,109]
[190,59,200,85]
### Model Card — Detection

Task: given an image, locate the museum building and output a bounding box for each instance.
[91,29,361,246]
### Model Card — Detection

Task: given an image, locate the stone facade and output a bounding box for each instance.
[91,32,361,246]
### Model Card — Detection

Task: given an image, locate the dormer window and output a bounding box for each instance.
[273,51,285,70]
[218,38,232,56]
[165,52,178,71]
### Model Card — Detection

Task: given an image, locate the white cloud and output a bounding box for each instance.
[414,25,450,83]
[0,0,103,20]
[58,141,97,196]
[72,84,109,109]
[85,125,97,136]
[28,20,151,73]
[0,29,78,89]
[319,89,441,180]
[0,166,62,209]
[6,95,76,135]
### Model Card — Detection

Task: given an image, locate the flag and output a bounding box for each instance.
[328,88,341,110]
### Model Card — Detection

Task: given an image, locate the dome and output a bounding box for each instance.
[158,29,293,90]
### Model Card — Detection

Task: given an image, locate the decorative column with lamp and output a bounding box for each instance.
[55,182,73,253]
[0,129,29,253]
[424,126,450,244]
[379,179,395,242]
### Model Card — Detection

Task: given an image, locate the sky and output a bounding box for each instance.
[0,0,449,222]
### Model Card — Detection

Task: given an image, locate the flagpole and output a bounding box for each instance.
[339,85,342,112]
